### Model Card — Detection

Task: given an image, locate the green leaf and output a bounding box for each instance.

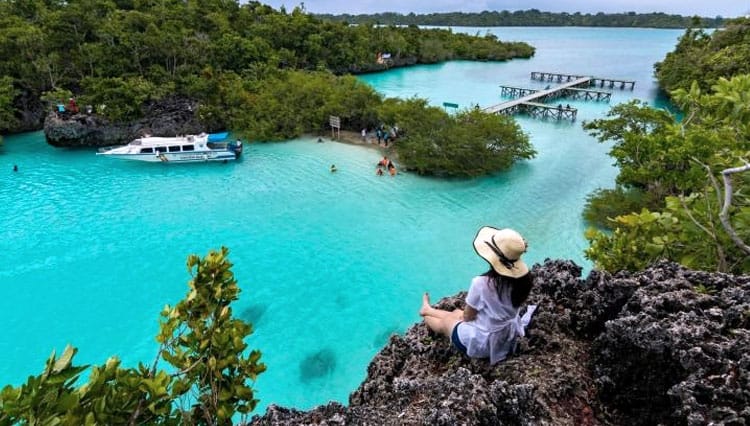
[53,345,77,374]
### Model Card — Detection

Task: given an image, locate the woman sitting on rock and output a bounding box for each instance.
[419,226,537,364]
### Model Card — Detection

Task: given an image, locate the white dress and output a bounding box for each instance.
[457,275,533,364]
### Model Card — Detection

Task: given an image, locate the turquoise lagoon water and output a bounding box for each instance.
[0,27,682,413]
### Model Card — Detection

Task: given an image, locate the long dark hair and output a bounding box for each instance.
[482,268,533,308]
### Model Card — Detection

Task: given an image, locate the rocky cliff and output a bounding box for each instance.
[43,96,206,148]
[250,260,750,425]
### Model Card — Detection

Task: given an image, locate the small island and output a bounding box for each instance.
[1,1,535,177]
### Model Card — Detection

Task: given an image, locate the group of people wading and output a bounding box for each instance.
[376,156,396,176]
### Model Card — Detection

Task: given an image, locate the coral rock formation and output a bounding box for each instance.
[43,96,206,148]
[250,260,750,425]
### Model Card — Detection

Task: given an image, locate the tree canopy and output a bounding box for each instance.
[316,10,725,29]
[379,99,534,176]
[0,0,535,176]
[583,76,750,274]
[583,19,750,273]
[655,17,750,95]
[0,0,533,131]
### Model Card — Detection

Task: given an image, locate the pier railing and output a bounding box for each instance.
[530,71,635,90]
[485,72,635,121]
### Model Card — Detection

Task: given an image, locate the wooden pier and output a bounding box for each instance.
[485,77,591,120]
[500,86,538,98]
[521,102,578,121]
[499,85,611,103]
[564,87,612,101]
[487,71,633,121]
[530,71,635,90]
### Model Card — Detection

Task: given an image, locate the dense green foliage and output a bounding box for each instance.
[228,70,381,140]
[584,19,750,273]
[378,99,534,176]
[0,0,532,130]
[0,248,266,424]
[0,0,535,176]
[582,187,657,228]
[583,76,750,273]
[585,99,712,197]
[655,17,750,94]
[0,76,17,135]
[224,71,533,176]
[317,10,725,29]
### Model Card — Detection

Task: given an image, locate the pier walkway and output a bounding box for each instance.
[485,71,635,121]
[484,77,591,119]
[499,85,612,102]
[531,71,635,90]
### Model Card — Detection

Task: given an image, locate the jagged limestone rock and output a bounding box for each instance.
[249,260,749,426]
[43,96,206,148]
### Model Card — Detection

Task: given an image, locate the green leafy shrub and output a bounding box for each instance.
[382,100,534,177]
[0,248,265,424]
[0,76,19,132]
[79,77,171,122]
[583,187,657,229]
[693,284,717,295]
[655,17,750,95]
[583,75,750,274]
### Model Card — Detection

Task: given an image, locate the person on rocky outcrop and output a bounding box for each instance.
[419,226,537,364]
[67,97,78,114]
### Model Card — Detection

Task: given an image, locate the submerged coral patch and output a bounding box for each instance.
[300,348,337,382]
[241,303,268,326]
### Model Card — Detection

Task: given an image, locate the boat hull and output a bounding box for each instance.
[97,151,237,163]
[96,133,242,163]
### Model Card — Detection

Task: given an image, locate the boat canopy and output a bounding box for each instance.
[208,132,229,142]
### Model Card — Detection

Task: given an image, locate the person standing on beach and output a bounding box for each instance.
[361,128,367,142]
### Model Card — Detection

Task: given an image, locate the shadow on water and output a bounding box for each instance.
[300,348,336,382]
[240,303,268,326]
[373,325,401,349]
[334,294,347,308]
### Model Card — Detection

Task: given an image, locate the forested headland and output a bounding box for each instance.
[316,10,726,29]
[582,17,750,274]
[0,0,535,176]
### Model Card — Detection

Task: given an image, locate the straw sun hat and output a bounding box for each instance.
[473,227,529,278]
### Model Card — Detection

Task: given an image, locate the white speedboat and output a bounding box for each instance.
[96,133,242,163]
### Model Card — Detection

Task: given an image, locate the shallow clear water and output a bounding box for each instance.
[0,27,682,413]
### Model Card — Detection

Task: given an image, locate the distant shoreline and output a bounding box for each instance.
[314,10,728,29]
